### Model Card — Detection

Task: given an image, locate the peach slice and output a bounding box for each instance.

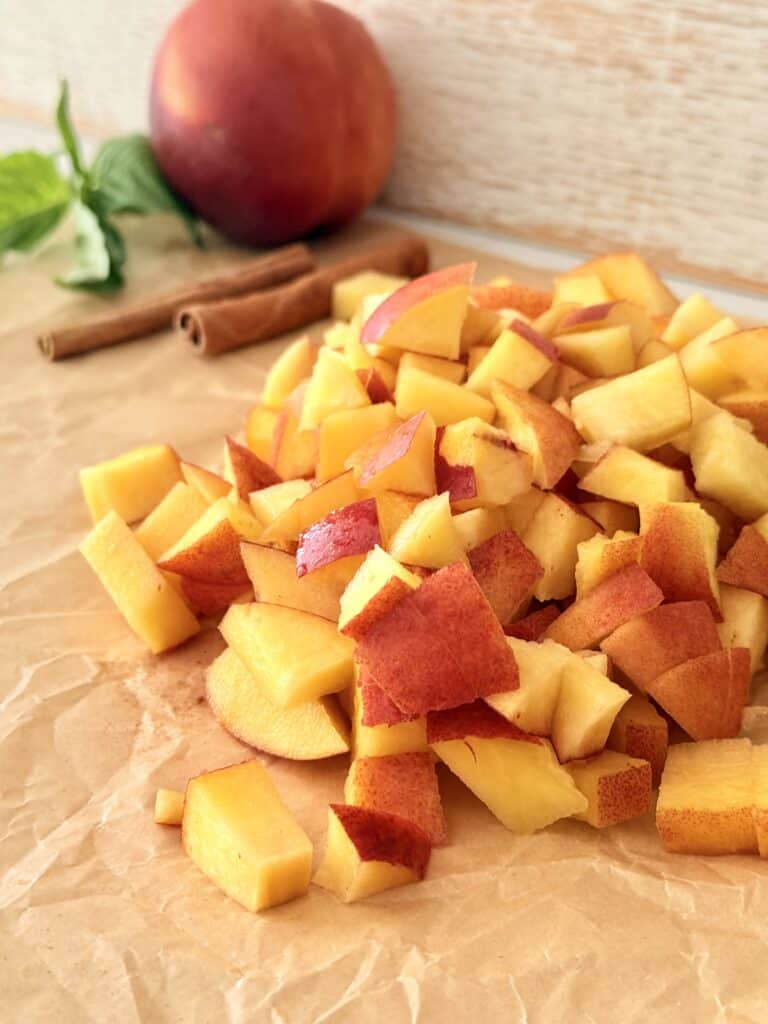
[361,263,475,360]
[452,507,506,552]
[522,494,600,600]
[80,511,199,654]
[719,390,768,445]
[564,251,678,316]
[645,647,750,740]
[223,436,281,499]
[375,490,423,548]
[181,460,232,504]
[154,788,185,826]
[245,405,279,464]
[492,381,582,489]
[678,318,743,399]
[543,564,663,651]
[313,804,431,903]
[180,577,251,617]
[577,499,638,538]
[296,498,380,577]
[571,354,691,451]
[555,324,635,377]
[558,300,655,352]
[396,366,495,426]
[550,655,630,762]
[428,701,587,833]
[350,411,437,497]
[344,752,447,845]
[158,497,263,585]
[260,469,361,543]
[504,605,561,641]
[316,402,400,483]
[638,501,721,619]
[466,321,556,396]
[399,351,466,384]
[690,411,768,521]
[574,531,642,599]
[261,335,318,409]
[467,530,543,625]
[80,443,181,524]
[578,445,687,506]
[299,346,370,431]
[240,542,343,620]
[354,562,519,715]
[134,481,208,562]
[270,410,318,480]
[206,647,350,759]
[350,670,429,758]
[656,739,757,855]
[220,602,354,707]
[607,693,669,787]
[553,274,613,307]
[486,637,570,735]
[717,584,768,674]
[183,760,313,912]
[600,600,722,691]
[249,479,312,526]
[716,518,768,598]
[356,366,395,404]
[565,751,652,828]
[338,545,421,638]
[389,492,468,570]
[437,418,534,509]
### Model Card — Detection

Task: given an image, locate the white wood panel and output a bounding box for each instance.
[1,0,767,288]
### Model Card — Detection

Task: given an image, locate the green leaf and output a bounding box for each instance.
[0,151,71,255]
[55,80,86,179]
[91,134,204,246]
[57,199,125,291]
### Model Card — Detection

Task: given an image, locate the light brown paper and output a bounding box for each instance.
[2,217,767,1024]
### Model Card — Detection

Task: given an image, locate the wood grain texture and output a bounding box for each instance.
[1,0,767,286]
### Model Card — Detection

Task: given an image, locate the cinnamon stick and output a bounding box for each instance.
[38,243,314,361]
[176,233,430,356]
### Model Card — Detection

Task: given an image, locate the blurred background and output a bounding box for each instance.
[1,0,766,290]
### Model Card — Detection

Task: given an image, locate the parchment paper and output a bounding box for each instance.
[2,216,767,1024]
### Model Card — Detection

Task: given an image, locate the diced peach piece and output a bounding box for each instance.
[261,335,318,409]
[555,324,635,376]
[350,411,437,497]
[351,671,429,758]
[223,436,281,500]
[690,411,768,521]
[719,390,768,445]
[248,480,311,526]
[180,578,251,617]
[361,263,475,360]
[656,739,757,855]
[608,693,669,787]
[662,293,725,350]
[388,492,467,570]
[492,381,582,489]
[452,507,506,552]
[550,655,630,762]
[206,647,350,759]
[502,487,546,535]
[600,600,722,692]
[429,701,586,832]
[220,602,354,707]
[558,300,655,353]
[344,752,447,845]
[355,562,519,715]
[270,410,318,479]
[471,280,552,318]
[574,531,641,598]
[553,274,612,307]
[705,328,768,393]
[638,501,721,618]
[80,443,181,524]
[183,760,313,912]
[579,445,687,506]
[504,605,561,641]
[577,499,638,537]
[373,490,422,549]
[332,270,407,321]
[565,751,652,828]
[522,494,600,600]
[313,804,431,903]
[396,366,495,426]
[260,469,360,543]
[717,585,768,674]
[339,545,421,638]
[240,542,343,620]
[399,351,466,384]
[154,788,185,826]
[181,461,232,504]
[565,252,678,317]
[717,517,768,598]
[316,403,400,483]
[543,564,662,651]
[466,321,556,396]
[468,530,543,625]
[157,497,263,585]
[299,347,370,431]
[80,511,199,653]
[679,317,743,398]
[637,338,674,367]
[296,498,380,579]
[572,355,691,451]
[134,481,208,562]
[645,647,750,740]
[436,418,534,508]
[486,637,570,735]
[245,406,280,464]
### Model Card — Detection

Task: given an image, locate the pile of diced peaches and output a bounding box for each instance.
[80,251,768,912]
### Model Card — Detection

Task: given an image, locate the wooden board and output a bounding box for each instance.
[2,0,767,290]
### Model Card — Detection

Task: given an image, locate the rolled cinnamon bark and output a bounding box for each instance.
[38,243,314,361]
[176,233,430,356]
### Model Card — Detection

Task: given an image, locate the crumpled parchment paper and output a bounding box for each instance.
[2,217,767,1024]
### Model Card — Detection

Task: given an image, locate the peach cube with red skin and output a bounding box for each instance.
[566,751,653,828]
[608,693,669,787]
[344,752,447,845]
[468,530,544,625]
[716,516,768,598]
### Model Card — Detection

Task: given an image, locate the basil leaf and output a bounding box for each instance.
[0,151,71,254]
[91,134,203,246]
[55,80,86,179]
[57,199,125,291]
